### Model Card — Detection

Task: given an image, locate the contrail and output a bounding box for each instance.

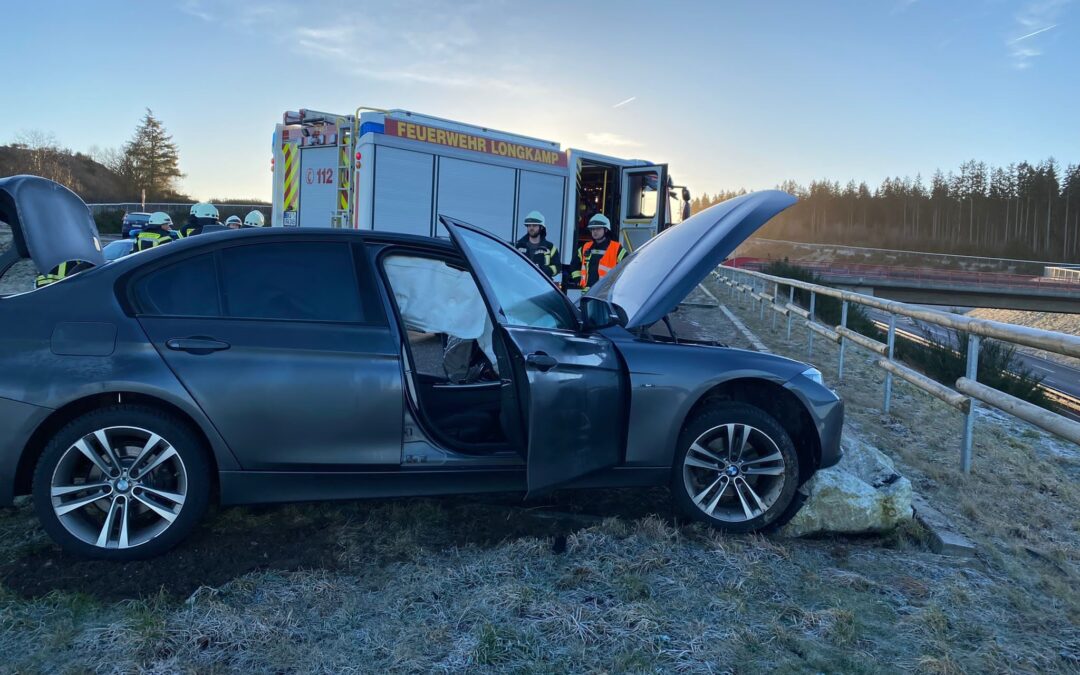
[1010,24,1057,43]
[612,96,636,108]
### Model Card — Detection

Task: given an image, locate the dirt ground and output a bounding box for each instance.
[0,276,1078,672]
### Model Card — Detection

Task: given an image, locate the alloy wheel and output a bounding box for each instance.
[49,426,187,550]
[682,422,787,522]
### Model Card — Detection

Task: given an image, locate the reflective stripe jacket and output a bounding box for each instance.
[515,236,559,278]
[136,229,171,252]
[572,238,625,290]
[34,260,93,288]
[34,261,73,288]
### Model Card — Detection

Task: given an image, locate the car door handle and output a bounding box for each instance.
[525,352,558,371]
[165,337,231,353]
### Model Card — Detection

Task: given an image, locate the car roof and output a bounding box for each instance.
[105,226,458,269]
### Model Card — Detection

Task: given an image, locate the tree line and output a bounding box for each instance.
[692,158,1080,263]
[3,109,184,202]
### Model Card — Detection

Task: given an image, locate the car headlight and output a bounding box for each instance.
[801,367,825,387]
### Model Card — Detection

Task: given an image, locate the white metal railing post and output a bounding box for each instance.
[960,334,981,473]
[838,300,849,381]
[884,314,897,413]
[786,286,795,342]
[808,292,816,357]
[771,281,778,330]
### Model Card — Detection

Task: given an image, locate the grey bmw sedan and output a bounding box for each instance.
[0,176,842,560]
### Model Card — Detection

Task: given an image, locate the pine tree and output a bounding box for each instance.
[124,109,183,201]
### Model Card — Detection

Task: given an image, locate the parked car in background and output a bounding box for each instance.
[0,175,843,561]
[121,212,151,239]
[102,239,135,261]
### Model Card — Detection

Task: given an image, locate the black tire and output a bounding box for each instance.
[671,402,799,533]
[32,405,211,561]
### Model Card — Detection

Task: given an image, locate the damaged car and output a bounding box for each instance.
[0,175,843,560]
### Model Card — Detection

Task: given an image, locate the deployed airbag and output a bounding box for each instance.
[384,256,496,365]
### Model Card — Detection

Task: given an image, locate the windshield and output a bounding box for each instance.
[454,226,577,330]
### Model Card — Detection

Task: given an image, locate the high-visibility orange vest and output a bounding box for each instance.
[579,240,622,289]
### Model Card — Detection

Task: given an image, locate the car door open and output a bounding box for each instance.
[440,216,626,495]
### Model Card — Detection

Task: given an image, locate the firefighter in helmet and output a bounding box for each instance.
[177,202,219,238]
[224,215,243,229]
[514,210,559,278]
[135,212,175,252]
[571,213,625,291]
[34,260,95,289]
[243,210,266,228]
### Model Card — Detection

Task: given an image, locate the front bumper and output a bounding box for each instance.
[783,374,844,471]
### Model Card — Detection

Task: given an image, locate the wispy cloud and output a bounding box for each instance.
[890,0,918,15]
[178,0,214,22]
[585,132,642,148]
[612,96,636,109]
[1008,0,1070,69]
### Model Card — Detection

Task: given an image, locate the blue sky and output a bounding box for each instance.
[3,0,1077,200]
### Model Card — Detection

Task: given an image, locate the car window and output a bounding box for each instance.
[453,226,576,330]
[134,254,221,317]
[220,242,363,322]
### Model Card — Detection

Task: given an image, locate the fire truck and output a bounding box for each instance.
[270,107,690,277]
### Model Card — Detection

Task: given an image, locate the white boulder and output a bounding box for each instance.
[780,431,913,537]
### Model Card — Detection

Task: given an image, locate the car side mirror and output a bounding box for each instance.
[580,296,624,331]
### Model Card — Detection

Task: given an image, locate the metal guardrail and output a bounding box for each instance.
[714,265,1080,470]
[736,259,1080,291]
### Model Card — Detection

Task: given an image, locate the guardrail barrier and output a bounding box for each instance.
[715,265,1080,472]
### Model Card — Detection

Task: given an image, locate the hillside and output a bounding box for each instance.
[0,145,177,203]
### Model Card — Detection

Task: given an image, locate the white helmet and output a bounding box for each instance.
[190,202,220,220]
[587,213,611,230]
[224,215,243,227]
[243,210,266,227]
[147,211,173,227]
[524,210,545,226]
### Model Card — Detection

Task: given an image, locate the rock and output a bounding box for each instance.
[780,431,913,537]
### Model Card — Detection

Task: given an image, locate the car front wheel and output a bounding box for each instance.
[672,402,799,533]
[32,405,211,560]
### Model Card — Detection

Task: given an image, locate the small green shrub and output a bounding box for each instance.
[763,260,880,338]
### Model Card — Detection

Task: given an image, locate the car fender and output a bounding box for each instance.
[607,332,815,467]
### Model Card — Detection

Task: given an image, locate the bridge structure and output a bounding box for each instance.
[726,258,1080,313]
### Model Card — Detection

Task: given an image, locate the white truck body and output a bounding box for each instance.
[271,108,687,275]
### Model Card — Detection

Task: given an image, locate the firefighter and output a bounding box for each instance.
[224,215,243,229]
[243,210,266,228]
[135,212,175,252]
[571,213,625,291]
[514,210,558,278]
[34,260,94,289]
[177,202,220,238]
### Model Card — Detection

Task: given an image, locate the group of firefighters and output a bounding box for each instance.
[134,203,266,252]
[35,205,615,291]
[514,210,625,291]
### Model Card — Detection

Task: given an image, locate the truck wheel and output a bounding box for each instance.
[32,405,211,561]
[671,402,799,533]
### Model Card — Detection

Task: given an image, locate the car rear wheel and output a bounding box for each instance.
[32,405,210,560]
[671,402,799,533]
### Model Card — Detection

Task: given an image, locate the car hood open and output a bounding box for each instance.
[0,175,105,275]
[586,190,796,329]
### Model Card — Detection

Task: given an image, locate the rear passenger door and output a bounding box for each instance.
[132,238,403,470]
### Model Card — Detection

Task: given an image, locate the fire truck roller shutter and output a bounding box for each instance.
[298,146,339,228]
[373,147,435,236]
[436,157,516,242]
[515,171,566,244]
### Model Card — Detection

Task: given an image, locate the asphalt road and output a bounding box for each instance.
[861,307,1080,402]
